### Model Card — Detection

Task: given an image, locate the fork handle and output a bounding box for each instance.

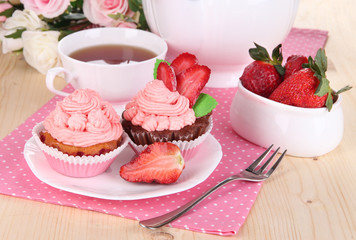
[139,177,237,229]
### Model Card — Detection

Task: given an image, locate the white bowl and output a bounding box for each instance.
[230,80,344,157]
[143,0,299,88]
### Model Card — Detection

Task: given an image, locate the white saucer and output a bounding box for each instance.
[24,134,222,200]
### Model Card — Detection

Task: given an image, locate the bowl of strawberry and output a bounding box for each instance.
[230,43,352,157]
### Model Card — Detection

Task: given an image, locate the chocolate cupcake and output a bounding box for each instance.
[122,52,217,158]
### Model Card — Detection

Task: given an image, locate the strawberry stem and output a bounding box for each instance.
[308,48,352,111]
[249,43,285,76]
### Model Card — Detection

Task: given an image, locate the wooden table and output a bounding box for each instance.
[1,0,356,239]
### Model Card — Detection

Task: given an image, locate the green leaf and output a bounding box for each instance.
[62,13,86,20]
[315,48,327,74]
[0,7,14,18]
[153,59,170,79]
[138,9,149,30]
[5,28,25,39]
[271,44,283,64]
[315,77,330,96]
[274,65,285,76]
[128,0,141,12]
[192,93,218,117]
[302,63,310,68]
[335,85,352,95]
[325,93,333,111]
[249,42,271,62]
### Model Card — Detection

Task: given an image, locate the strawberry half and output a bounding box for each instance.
[120,142,185,184]
[156,62,177,91]
[171,52,198,75]
[176,64,211,107]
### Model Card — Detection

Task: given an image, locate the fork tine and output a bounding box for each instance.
[265,149,287,177]
[256,147,280,174]
[247,144,273,172]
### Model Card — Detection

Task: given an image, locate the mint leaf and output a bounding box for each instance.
[193,93,218,117]
[153,59,170,79]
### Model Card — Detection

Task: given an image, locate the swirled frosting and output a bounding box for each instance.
[123,80,196,131]
[43,89,123,147]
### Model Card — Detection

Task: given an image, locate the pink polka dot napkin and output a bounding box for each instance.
[0,28,328,236]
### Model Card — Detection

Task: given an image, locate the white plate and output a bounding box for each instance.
[24,134,222,200]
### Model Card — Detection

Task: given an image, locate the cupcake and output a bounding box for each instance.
[32,88,128,177]
[122,52,217,158]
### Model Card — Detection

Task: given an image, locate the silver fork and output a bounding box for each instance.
[139,144,287,229]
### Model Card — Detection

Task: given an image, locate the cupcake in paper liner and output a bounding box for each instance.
[125,117,213,159]
[121,54,218,159]
[33,88,128,177]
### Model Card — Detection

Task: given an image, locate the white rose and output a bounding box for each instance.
[0,9,48,54]
[3,9,47,31]
[22,31,61,74]
[0,29,24,54]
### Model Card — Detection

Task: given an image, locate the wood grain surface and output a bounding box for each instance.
[1,0,356,239]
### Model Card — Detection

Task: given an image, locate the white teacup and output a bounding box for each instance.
[143,0,299,88]
[46,27,167,104]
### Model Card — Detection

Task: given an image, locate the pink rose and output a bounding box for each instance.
[83,0,136,28]
[0,3,12,22]
[20,0,70,18]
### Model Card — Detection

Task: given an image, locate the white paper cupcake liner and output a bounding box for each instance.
[32,122,129,177]
[127,118,213,160]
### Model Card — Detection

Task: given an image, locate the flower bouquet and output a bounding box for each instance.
[0,0,148,74]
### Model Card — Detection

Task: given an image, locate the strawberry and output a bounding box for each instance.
[120,142,185,184]
[156,61,177,91]
[176,64,211,107]
[284,55,308,79]
[269,68,328,108]
[240,43,284,97]
[269,49,352,110]
[171,52,198,75]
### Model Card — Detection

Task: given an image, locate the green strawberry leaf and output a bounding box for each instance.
[315,48,327,74]
[249,43,271,62]
[335,85,352,95]
[153,59,170,79]
[306,48,352,111]
[315,77,330,96]
[325,93,333,111]
[193,93,218,117]
[274,65,285,76]
[271,44,283,65]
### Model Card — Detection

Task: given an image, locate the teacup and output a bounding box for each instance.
[142,0,299,87]
[46,27,167,104]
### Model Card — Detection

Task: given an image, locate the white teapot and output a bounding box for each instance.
[143,0,299,87]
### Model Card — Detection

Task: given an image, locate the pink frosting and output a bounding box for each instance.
[43,89,123,147]
[124,80,196,131]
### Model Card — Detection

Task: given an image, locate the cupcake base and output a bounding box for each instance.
[125,117,213,160]
[32,122,129,178]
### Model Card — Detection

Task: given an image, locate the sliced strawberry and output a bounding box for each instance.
[156,62,177,91]
[120,142,185,184]
[171,52,198,75]
[176,65,211,107]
